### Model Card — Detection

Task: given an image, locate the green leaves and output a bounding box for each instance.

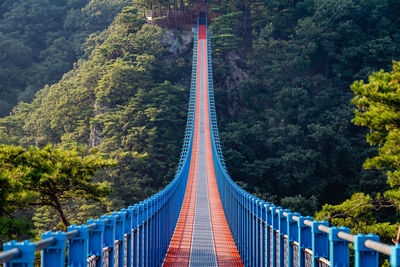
[0,145,115,226]
[351,62,400,185]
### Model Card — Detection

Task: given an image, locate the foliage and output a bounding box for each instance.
[0,0,130,116]
[2,0,400,242]
[315,193,397,244]
[208,0,399,216]
[0,3,190,233]
[0,145,115,227]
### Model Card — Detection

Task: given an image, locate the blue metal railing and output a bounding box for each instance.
[2,20,400,267]
[0,26,200,267]
[205,28,400,267]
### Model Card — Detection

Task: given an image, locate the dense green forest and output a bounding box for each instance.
[0,0,131,116]
[1,0,400,247]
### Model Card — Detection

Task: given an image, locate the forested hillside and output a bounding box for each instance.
[0,2,192,236]
[0,0,130,116]
[207,0,400,242]
[2,0,400,244]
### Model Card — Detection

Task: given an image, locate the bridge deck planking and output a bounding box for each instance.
[164,24,243,266]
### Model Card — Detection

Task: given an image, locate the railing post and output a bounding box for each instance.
[148,197,154,267]
[256,199,263,267]
[101,214,116,266]
[67,225,89,267]
[266,204,275,267]
[87,219,104,266]
[278,209,289,267]
[132,204,139,267]
[251,197,257,267]
[260,201,267,267]
[311,221,329,266]
[354,234,379,267]
[143,199,150,267]
[122,208,133,267]
[41,231,67,267]
[245,194,251,265]
[138,202,144,267]
[287,212,300,267]
[390,244,400,267]
[112,211,126,267]
[298,216,313,267]
[4,240,35,267]
[328,226,349,267]
[272,207,283,267]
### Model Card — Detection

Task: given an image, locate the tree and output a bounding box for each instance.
[0,145,115,227]
[350,61,400,243]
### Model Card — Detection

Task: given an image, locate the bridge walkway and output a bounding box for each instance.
[163,25,243,267]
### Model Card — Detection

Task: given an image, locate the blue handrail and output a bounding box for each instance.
[2,21,400,267]
[204,28,400,267]
[0,26,200,267]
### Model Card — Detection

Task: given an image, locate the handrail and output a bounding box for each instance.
[0,248,21,264]
[0,25,201,267]
[2,20,400,267]
[205,24,400,266]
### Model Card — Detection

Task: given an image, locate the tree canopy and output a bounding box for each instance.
[0,145,115,228]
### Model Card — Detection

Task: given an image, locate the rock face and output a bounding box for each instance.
[162,29,194,55]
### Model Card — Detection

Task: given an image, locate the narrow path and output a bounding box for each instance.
[163,25,243,266]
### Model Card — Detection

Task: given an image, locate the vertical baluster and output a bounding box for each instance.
[41,231,67,267]
[286,212,300,267]
[272,207,281,267]
[278,209,289,267]
[148,197,154,267]
[390,245,400,267]
[67,225,89,267]
[328,226,349,267]
[240,191,244,259]
[144,200,149,267]
[101,215,116,267]
[354,234,379,267]
[113,211,126,267]
[87,219,104,266]
[260,201,267,267]
[297,216,313,267]
[122,208,133,267]
[138,203,144,267]
[246,194,251,265]
[251,197,256,267]
[155,195,160,266]
[266,204,274,267]
[4,240,35,267]
[132,205,139,267]
[256,200,262,267]
[311,221,329,267]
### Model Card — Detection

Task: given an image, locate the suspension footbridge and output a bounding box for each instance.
[1,17,400,267]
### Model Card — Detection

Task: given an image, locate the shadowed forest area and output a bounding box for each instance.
[1,0,400,254]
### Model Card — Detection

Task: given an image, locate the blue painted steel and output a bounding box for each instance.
[41,231,67,267]
[87,218,104,266]
[329,226,350,266]
[67,225,89,267]
[4,240,35,267]
[122,207,132,267]
[311,221,329,266]
[102,215,116,266]
[2,20,400,267]
[287,212,300,267]
[391,245,400,267]
[354,234,379,267]
[113,211,126,267]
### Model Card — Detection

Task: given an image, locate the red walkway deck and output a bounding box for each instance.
[163,25,243,266]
